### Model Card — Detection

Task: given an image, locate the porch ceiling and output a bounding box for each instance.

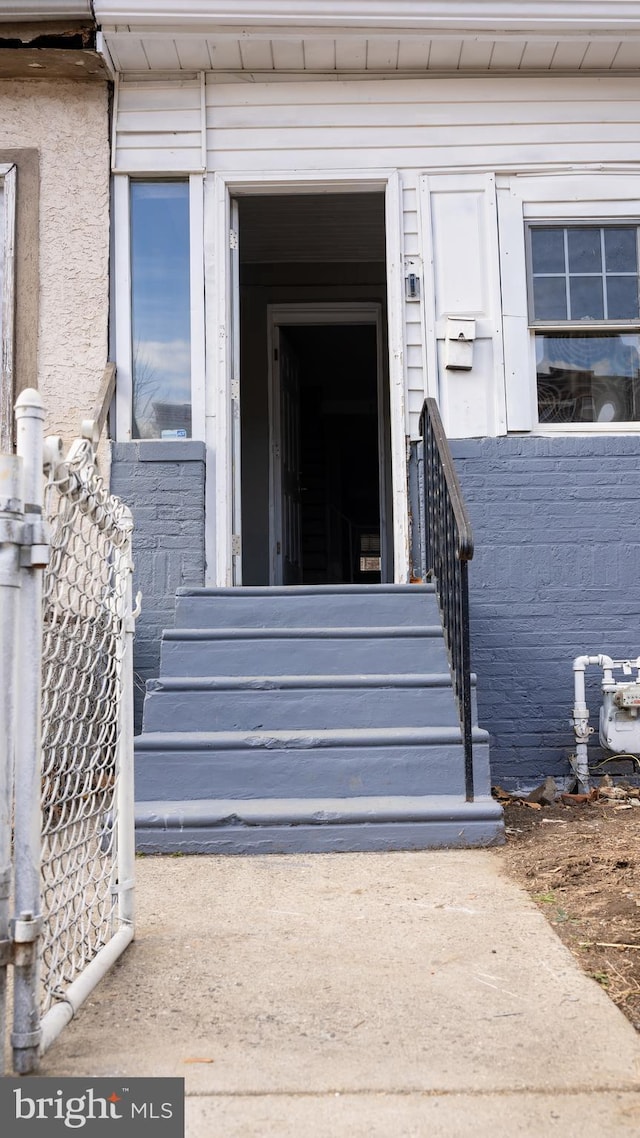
[239,193,386,263]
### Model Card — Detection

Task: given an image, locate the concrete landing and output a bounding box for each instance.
[38,851,640,1136]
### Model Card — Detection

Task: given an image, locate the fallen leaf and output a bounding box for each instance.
[492,785,512,802]
[523,800,542,810]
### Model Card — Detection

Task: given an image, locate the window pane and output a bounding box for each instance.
[130,181,191,440]
[569,275,604,320]
[605,227,637,273]
[567,227,602,273]
[533,276,567,320]
[536,332,640,423]
[607,275,639,320]
[531,228,565,274]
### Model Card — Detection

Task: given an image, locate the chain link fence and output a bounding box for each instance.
[0,389,137,1074]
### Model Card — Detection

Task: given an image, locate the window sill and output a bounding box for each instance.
[531,423,640,436]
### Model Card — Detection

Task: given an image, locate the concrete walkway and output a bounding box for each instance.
[40,850,640,1136]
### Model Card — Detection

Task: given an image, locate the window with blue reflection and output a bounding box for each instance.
[130,182,191,439]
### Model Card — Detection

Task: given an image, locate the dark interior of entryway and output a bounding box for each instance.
[237,192,392,585]
[280,322,381,584]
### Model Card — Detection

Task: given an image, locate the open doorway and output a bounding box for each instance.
[270,312,387,585]
[237,192,392,585]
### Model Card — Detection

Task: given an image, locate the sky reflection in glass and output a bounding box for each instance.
[131,182,191,439]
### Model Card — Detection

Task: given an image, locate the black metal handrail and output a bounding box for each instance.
[419,397,475,801]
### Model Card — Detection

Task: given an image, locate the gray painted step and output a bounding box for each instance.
[160,626,449,677]
[175,583,439,629]
[142,673,460,732]
[134,584,502,852]
[134,795,504,853]
[135,726,491,801]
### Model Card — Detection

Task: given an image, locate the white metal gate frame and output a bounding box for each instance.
[0,389,137,1075]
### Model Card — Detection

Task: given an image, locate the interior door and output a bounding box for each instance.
[273,326,303,584]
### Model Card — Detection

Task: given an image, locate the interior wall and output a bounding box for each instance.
[240,262,387,585]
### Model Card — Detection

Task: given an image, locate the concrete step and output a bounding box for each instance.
[160,626,449,677]
[141,673,460,733]
[134,726,491,802]
[134,583,500,853]
[174,583,438,629]
[134,794,504,853]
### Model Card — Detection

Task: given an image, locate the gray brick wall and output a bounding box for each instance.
[445,436,640,789]
[110,441,206,731]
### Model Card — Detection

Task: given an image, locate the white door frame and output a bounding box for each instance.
[268,302,389,585]
[204,169,409,587]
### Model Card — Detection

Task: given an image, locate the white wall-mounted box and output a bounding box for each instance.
[445,317,476,370]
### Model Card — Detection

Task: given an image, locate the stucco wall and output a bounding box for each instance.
[0,78,110,444]
[448,436,640,791]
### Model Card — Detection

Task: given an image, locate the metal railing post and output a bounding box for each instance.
[0,451,23,1076]
[116,507,136,931]
[12,389,48,1074]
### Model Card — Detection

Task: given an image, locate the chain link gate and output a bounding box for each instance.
[0,388,137,1074]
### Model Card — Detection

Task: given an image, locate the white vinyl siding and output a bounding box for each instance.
[115,74,640,178]
[113,73,640,438]
[402,179,425,428]
[202,76,640,174]
[114,79,205,173]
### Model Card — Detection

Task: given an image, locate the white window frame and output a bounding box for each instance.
[0,163,16,452]
[113,172,206,443]
[497,172,640,434]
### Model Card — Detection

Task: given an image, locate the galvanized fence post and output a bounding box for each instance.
[12,389,48,1074]
[116,507,137,932]
[0,450,24,1076]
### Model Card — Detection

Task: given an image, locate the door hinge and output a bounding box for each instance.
[231,378,240,401]
[273,347,278,361]
[231,534,241,556]
[229,228,238,250]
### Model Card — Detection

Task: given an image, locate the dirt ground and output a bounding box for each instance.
[499,795,640,1032]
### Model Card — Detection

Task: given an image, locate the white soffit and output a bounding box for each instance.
[103,34,640,76]
[95,2,640,75]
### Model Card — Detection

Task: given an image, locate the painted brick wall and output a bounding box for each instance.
[447,436,640,790]
[110,441,206,731]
